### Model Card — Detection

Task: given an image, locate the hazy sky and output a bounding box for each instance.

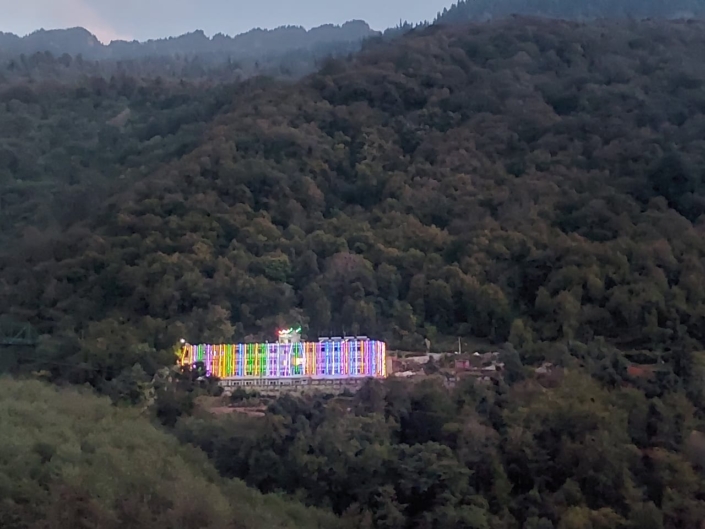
[0,0,452,43]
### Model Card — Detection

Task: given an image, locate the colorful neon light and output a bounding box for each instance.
[278,327,302,336]
[180,339,387,379]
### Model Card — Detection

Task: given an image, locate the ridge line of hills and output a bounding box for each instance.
[0,20,379,59]
[9,0,705,62]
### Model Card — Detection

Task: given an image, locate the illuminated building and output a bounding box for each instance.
[179,328,387,380]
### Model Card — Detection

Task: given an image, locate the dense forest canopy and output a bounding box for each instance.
[0,38,370,85]
[0,21,385,86]
[5,7,705,529]
[175,371,705,529]
[436,0,705,23]
[3,18,705,381]
[0,377,340,529]
[0,75,235,244]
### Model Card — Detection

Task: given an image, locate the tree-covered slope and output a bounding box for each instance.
[4,18,705,380]
[436,0,705,23]
[175,372,705,529]
[0,377,341,529]
[0,76,235,244]
[0,22,378,85]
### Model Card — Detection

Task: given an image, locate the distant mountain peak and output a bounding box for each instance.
[0,21,378,59]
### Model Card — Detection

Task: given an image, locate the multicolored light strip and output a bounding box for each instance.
[180,339,387,379]
[278,327,302,337]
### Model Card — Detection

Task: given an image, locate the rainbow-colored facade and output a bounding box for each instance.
[180,339,387,380]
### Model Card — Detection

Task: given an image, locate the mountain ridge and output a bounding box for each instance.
[0,20,378,59]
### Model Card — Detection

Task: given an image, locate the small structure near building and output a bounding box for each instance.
[454,351,503,379]
[535,362,554,375]
[405,353,445,365]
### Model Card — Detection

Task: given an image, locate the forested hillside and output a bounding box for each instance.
[2,18,705,381]
[175,372,705,529]
[0,76,234,229]
[0,378,341,529]
[0,41,367,85]
[0,22,383,85]
[4,12,705,529]
[436,0,705,23]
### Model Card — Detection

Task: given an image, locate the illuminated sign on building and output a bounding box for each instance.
[180,337,386,379]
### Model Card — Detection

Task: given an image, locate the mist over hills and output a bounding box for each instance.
[5,0,705,61]
[0,20,378,59]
